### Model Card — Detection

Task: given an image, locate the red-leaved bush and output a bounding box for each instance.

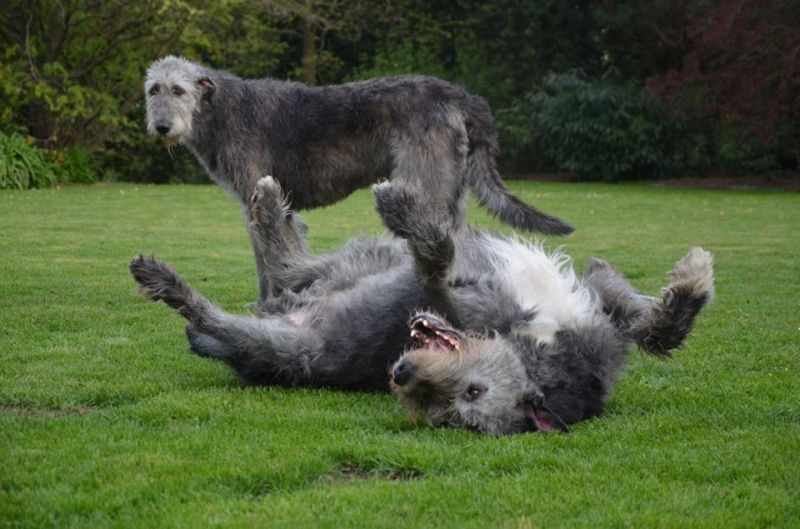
[647,0,800,143]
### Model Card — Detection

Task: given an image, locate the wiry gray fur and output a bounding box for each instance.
[130,178,713,435]
[144,56,573,300]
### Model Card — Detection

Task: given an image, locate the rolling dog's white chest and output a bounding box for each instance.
[485,237,594,343]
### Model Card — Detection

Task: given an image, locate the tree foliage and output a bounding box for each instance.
[0,0,796,186]
[647,0,800,171]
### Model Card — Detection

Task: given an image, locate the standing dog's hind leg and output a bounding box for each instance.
[387,118,470,230]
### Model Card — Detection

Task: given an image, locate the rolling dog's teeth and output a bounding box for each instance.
[434,330,457,348]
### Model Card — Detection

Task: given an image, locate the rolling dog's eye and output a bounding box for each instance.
[464,384,486,402]
[148,85,160,96]
[172,85,185,96]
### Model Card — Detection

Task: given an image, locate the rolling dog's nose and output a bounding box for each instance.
[155,124,171,135]
[392,361,416,386]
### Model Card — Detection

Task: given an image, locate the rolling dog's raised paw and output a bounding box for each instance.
[372,182,419,236]
[129,255,188,309]
[251,175,282,205]
[130,255,167,300]
[249,175,290,227]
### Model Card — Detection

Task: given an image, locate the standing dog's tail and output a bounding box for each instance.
[466,147,572,235]
[464,99,573,235]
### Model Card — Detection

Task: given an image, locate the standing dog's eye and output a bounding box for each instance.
[464,384,486,401]
[148,85,160,96]
[172,86,185,96]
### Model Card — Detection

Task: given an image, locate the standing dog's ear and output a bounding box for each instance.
[197,77,215,103]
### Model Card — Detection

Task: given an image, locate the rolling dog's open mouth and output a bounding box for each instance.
[409,313,462,351]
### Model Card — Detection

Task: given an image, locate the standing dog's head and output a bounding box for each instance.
[144,56,216,146]
[390,313,571,436]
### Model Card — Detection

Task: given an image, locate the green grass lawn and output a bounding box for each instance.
[1,182,798,528]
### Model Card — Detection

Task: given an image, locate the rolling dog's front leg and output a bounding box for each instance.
[373,181,455,311]
[246,176,311,303]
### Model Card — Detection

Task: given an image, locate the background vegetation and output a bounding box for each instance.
[1,183,798,527]
[1,0,798,188]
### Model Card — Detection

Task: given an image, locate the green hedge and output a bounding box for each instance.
[498,71,686,181]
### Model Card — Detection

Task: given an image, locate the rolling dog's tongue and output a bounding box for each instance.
[409,314,462,351]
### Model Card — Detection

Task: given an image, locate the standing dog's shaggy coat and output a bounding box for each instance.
[130,178,714,435]
[144,56,573,299]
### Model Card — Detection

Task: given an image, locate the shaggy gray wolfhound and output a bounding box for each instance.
[130,177,714,435]
[144,56,573,300]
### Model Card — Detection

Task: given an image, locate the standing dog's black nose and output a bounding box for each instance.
[392,361,416,386]
[155,124,171,135]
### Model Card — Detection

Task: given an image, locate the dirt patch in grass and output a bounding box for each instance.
[1,401,97,418]
[331,460,426,482]
[223,461,426,499]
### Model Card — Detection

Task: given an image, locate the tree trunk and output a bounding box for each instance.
[300,14,317,85]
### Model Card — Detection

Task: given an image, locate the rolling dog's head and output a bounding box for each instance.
[391,248,715,436]
[390,312,569,436]
[144,56,216,146]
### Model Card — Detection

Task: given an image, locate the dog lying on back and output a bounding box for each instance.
[130,178,714,435]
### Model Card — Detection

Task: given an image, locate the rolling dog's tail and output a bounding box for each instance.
[464,99,573,235]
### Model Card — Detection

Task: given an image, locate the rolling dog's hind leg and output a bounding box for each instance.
[373,182,454,282]
[584,257,656,334]
[185,323,226,358]
[130,255,320,385]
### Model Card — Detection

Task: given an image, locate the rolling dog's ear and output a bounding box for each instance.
[524,393,570,433]
[197,77,215,103]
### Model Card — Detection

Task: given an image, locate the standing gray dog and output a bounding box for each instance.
[129,178,714,435]
[144,56,573,300]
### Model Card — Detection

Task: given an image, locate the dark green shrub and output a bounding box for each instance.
[54,146,101,184]
[0,133,58,189]
[498,71,686,180]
